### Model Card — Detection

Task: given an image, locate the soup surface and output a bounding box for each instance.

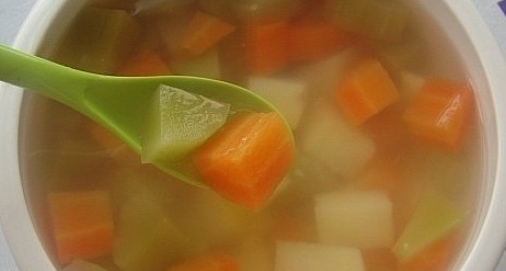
[21,0,482,271]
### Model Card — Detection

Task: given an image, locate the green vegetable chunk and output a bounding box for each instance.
[55,7,140,74]
[327,0,409,42]
[392,190,465,262]
[113,180,190,271]
[141,85,231,164]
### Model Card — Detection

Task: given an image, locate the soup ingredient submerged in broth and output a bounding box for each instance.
[22,0,480,271]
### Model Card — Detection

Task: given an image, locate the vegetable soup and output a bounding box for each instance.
[20,0,483,271]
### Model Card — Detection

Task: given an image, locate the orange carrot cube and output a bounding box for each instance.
[288,20,351,63]
[397,235,457,271]
[335,59,399,125]
[244,21,289,75]
[179,11,236,56]
[192,112,294,211]
[47,191,114,264]
[403,79,474,152]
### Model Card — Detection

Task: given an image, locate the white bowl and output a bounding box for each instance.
[1,0,506,270]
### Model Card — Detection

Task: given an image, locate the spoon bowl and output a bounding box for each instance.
[0,44,292,186]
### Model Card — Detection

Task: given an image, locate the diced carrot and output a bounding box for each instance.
[397,234,457,271]
[168,252,239,271]
[117,49,171,76]
[47,191,114,264]
[179,11,236,56]
[288,20,351,63]
[244,21,289,75]
[335,58,399,125]
[192,112,295,211]
[403,79,474,152]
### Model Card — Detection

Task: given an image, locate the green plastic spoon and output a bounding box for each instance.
[0,44,292,187]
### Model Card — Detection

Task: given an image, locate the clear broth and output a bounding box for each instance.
[20,0,483,270]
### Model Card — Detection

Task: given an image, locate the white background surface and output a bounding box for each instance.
[1,0,506,270]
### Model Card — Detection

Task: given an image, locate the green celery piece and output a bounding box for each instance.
[55,6,140,74]
[392,190,466,262]
[112,182,191,271]
[327,0,409,42]
[141,85,231,164]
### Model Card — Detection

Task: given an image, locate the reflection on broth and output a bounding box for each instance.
[20,0,482,271]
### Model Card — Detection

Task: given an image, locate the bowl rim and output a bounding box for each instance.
[0,1,87,270]
[1,0,506,270]
[443,1,506,271]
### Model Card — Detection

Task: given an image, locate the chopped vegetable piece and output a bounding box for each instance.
[168,252,239,271]
[62,259,109,271]
[141,85,230,163]
[403,79,474,152]
[397,234,457,271]
[298,100,375,177]
[176,188,258,246]
[179,11,236,56]
[56,7,140,74]
[335,59,399,125]
[117,49,171,76]
[192,112,295,211]
[248,76,307,129]
[244,21,289,75]
[327,0,409,42]
[392,190,465,263]
[314,189,394,249]
[47,191,114,265]
[373,33,425,70]
[113,182,190,271]
[275,241,365,271]
[295,49,358,95]
[288,20,351,63]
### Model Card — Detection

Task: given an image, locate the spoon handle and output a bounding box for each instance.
[0,44,92,110]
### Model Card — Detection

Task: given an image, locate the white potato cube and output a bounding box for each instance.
[248,76,307,129]
[298,100,375,177]
[315,189,394,249]
[275,241,364,271]
[295,49,357,94]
